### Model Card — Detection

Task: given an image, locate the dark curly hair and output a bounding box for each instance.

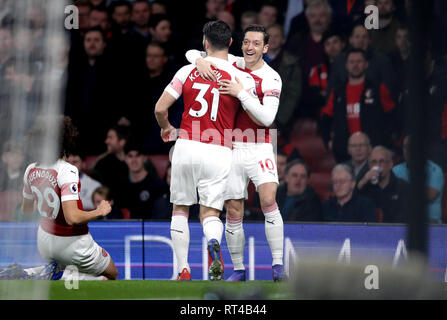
[25,115,79,164]
[60,116,79,159]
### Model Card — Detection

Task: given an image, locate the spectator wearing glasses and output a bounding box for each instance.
[343,132,372,183]
[357,146,409,223]
[322,164,377,222]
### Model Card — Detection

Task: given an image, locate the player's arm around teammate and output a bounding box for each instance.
[185,50,277,127]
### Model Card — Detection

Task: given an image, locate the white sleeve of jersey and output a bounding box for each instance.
[185,49,207,65]
[164,64,195,100]
[237,71,282,127]
[184,50,246,69]
[22,163,36,200]
[228,54,246,69]
[58,163,80,202]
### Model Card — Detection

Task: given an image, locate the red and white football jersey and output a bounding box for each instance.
[23,160,87,237]
[231,58,282,144]
[165,56,257,148]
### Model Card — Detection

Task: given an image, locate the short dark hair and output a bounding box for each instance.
[350,23,369,38]
[346,48,367,60]
[266,23,284,38]
[322,28,345,44]
[149,13,170,29]
[259,1,278,12]
[243,24,269,45]
[133,0,151,8]
[110,0,132,14]
[85,26,106,41]
[69,146,86,160]
[109,125,131,142]
[124,139,145,155]
[202,20,232,51]
[90,5,109,16]
[26,115,79,163]
[74,0,92,10]
[277,150,288,158]
[146,41,167,55]
[285,159,310,177]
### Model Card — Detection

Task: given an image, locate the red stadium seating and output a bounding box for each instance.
[292,118,318,136]
[83,155,99,171]
[147,154,170,180]
[308,172,333,201]
[291,135,329,164]
[247,181,262,215]
[311,153,336,173]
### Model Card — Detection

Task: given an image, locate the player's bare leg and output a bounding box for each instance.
[200,206,224,280]
[224,199,247,281]
[101,258,118,280]
[258,182,285,281]
[171,204,191,280]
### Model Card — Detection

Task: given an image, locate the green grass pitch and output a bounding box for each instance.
[0,280,293,300]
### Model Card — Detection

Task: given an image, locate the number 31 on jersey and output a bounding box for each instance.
[190,83,220,121]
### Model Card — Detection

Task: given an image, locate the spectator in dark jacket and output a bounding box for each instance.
[65,27,121,155]
[115,140,165,219]
[323,163,377,222]
[91,125,130,199]
[277,159,322,222]
[264,24,302,134]
[343,131,371,183]
[369,0,401,55]
[320,48,397,162]
[357,146,409,223]
[306,28,346,117]
[326,24,397,98]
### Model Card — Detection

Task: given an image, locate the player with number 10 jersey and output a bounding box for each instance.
[162,48,257,211]
[154,21,260,281]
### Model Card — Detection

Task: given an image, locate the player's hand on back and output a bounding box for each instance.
[218,77,243,97]
[97,200,112,217]
[161,124,177,142]
[197,58,217,82]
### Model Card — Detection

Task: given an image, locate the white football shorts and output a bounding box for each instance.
[225,142,279,200]
[37,226,111,276]
[170,139,232,210]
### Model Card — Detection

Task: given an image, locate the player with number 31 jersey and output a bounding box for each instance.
[186,25,285,282]
[155,21,261,281]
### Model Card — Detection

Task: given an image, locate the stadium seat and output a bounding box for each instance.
[83,155,99,171]
[246,181,256,208]
[0,191,22,221]
[246,181,262,216]
[147,154,170,180]
[311,154,336,173]
[291,135,329,164]
[308,172,332,201]
[292,118,318,136]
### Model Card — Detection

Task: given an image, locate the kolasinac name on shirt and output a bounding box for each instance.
[179,303,267,317]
